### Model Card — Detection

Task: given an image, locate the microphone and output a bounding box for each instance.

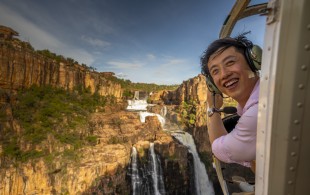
[214,106,237,114]
[211,92,237,114]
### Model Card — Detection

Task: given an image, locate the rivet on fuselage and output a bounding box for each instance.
[289,166,295,171]
[298,84,304,89]
[301,65,308,71]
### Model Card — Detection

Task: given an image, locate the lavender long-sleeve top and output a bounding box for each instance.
[212,80,260,167]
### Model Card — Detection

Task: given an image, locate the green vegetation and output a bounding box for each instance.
[180,99,197,128]
[199,151,218,181]
[122,89,134,99]
[4,40,178,93]
[2,136,45,163]
[223,97,238,107]
[106,76,179,95]
[1,38,181,165]
[5,38,179,91]
[37,49,65,63]
[1,85,110,163]
[107,136,128,145]
[107,136,122,144]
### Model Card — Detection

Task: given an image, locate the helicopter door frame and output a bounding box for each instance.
[256,0,310,194]
[213,1,268,194]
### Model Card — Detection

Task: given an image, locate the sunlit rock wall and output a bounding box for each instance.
[0,41,123,99]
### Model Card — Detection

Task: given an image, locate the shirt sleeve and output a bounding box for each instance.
[211,104,258,167]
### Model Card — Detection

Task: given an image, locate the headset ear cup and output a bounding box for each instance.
[206,75,222,95]
[250,45,262,71]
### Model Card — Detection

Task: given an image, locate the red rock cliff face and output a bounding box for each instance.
[0,41,123,99]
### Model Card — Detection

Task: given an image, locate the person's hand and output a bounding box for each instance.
[207,90,223,109]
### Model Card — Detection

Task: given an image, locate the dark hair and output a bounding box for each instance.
[200,33,253,76]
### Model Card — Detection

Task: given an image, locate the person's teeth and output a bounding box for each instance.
[225,79,237,87]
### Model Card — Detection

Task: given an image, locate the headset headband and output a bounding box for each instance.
[203,35,262,94]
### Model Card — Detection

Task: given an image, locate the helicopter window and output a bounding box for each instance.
[231,14,266,48]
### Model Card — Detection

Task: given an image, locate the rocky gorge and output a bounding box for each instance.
[0,26,223,194]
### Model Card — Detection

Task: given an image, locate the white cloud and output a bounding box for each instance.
[115,72,128,78]
[105,55,196,84]
[0,3,95,66]
[153,57,192,78]
[81,35,111,47]
[0,2,198,84]
[160,58,187,67]
[147,53,156,60]
[64,49,95,66]
[107,60,144,69]
[0,4,61,49]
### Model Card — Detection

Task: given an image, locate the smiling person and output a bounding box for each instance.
[200,34,260,169]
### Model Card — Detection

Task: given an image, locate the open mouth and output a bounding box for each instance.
[223,79,239,88]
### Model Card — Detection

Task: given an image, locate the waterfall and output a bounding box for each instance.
[127,91,148,111]
[134,91,140,100]
[129,100,213,194]
[131,147,141,195]
[139,111,165,127]
[172,132,215,195]
[160,106,167,117]
[130,144,166,195]
[150,143,166,195]
[127,100,148,111]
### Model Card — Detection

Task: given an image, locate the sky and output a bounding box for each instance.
[0,0,267,85]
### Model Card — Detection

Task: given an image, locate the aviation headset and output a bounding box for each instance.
[203,37,262,95]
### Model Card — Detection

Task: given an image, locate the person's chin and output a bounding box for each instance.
[226,88,241,100]
[224,85,238,95]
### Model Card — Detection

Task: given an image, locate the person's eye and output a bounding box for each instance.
[226,60,235,66]
[211,69,219,76]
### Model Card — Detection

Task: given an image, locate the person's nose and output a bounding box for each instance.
[220,66,231,79]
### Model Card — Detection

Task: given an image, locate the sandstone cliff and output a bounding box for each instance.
[0,109,192,194]
[0,39,123,99]
[0,26,215,194]
[150,74,211,152]
[148,75,219,188]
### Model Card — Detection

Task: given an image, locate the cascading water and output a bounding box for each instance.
[129,101,214,194]
[131,147,141,195]
[160,106,167,117]
[150,143,166,195]
[130,144,166,195]
[127,91,149,111]
[139,111,165,127]
[172,132,215,195]
[134,91,140,100]
[127,100,148,111]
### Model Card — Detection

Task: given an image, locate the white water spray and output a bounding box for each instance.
[131,147,141,195]
[150,143,166,195]
[127,99,148,111]
[172,132,215,195]
[160,106,167,117]
[139,111,165,127]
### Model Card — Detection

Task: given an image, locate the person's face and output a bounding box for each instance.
[207,46,258,106]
